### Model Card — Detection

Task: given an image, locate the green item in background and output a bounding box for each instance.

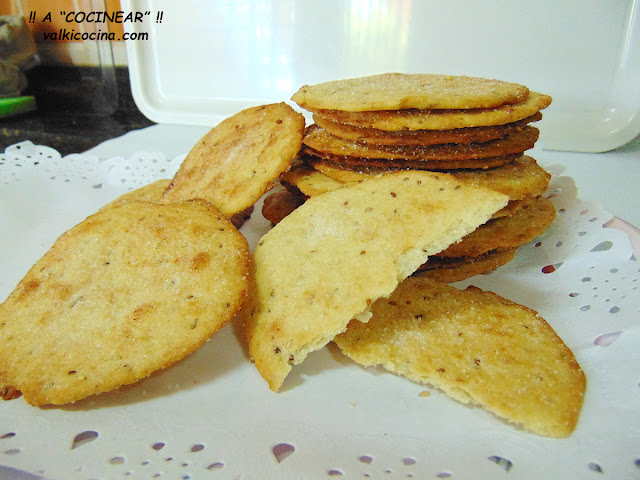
[0,95,36,118]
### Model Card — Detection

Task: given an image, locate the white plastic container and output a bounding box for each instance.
[123,0,640,152]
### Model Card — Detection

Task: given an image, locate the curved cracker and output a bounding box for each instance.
[240,171,508,391]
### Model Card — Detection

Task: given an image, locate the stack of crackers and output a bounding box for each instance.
[0,74,586,439]
[263,73,556,282]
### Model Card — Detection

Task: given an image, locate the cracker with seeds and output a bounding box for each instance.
[103,179,253,229]
[437,196,556,258]
[240,171,508,391]
[303,125,539,161]
[415,248,517,283]
[0,200,250,406]
[281,163,355,196]
[306,151,520,171]
[102,179,172,208]
[313,113,542,146]
[163,103,305,217]
[334,276,586,438]
[314,92,552,130]
[291,73,529,112]
[296,155,549,201]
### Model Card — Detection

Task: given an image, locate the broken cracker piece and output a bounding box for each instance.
[334,276,586,438]
[240,171,508,391]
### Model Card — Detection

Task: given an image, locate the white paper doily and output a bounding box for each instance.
[1,142,639,480]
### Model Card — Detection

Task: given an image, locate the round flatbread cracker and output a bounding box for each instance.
[313,92,551,131]
[291,73,529,111]
[305,150,520,171]
[163,103,305,217]
[334,276,585,437]
[415,248,517,283]
[103,179,254,228]
[241,171,508,391]
[303,124,539,161]
[0,200,250,406]
[313,113,542,146]
[305,155,549,200]
[437,196,556,258]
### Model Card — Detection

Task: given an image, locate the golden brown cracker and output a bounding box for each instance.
[261,188,307,225]
[305,150,520,171]
[281,162,355,196]
[447,156,551,200]
[437,196,556,258]
[303,124,539,161]
[415,248,517,283]
[313,91,552,130]
[103,179,254,229]
[313,113,542,146]
[491,196,537,219]
[241,171,508,391]
[334,276,585,437]
[163,103,305,217]
[0,200,250,406]
[292,73,529,111]
[102,179,172,209]
[305,155,549,202]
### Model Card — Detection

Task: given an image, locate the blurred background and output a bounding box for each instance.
[0,0,152,154]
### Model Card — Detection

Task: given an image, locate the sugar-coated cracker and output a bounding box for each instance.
[0,200,250,406]
[415,248,517,283]
[103,179,253,228]
[302,155,549,201]
[305,149,520,171]
[313,113,542,146]
[303,124,539,161]
[314,92,551,130]
[334,276,585,438]
[240,171,508,391]
[163,103,305,217]
[437,196,556,258]
[292,73,529,112]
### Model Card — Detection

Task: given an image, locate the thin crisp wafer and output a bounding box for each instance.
[163,103,305,217]
[334,276,585,438]
[241,171,508,391]
[437,196,556,258]
[313,92,551,130]
[0,200,250,406]
[313,113,542,146]
[292,73,529,111]
[303,124,539,161]
[415,248,517,283]
[305,150,520,171]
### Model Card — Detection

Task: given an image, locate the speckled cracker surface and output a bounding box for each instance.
[281,163,354,196]
[0,200,250,406]
[303,124,539,161]
[291,73,529,112]
[307,152,519,172]
[314,91,552,130]
[334,276,586,438]
[300,155,550,201]
[240,171,508,391]
[101,179,171,209]
[313,113,541,146]
[163,103,305,217]
[437,196,556,258]
[416,248,517,283]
